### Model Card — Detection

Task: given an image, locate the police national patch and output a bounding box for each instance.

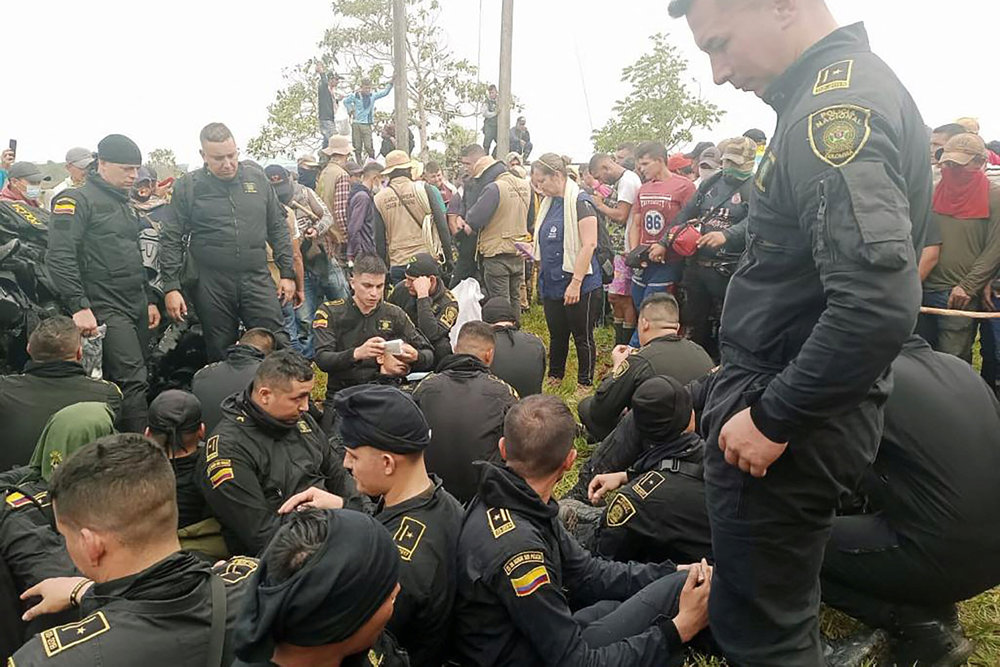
[215,556,259,584]
[605,494,637,527]
[808,105,872,168]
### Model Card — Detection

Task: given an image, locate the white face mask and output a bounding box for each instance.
[699,167,721,182]
[25,184,42,200]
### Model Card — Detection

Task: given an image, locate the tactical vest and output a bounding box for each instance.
[478,172,531,258]
[374,177,433,266]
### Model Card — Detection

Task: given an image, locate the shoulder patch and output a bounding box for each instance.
[487,507,516,539]
[392,516,426,561]
[503,550,544,576]
[755,150,776,193]
[367,648,385,666]
[215,556,259,584]
[612,359,630,379]
[242,181,258,194]
[808,104,872,168]
[41,611,110,657]
[205,435,219,462]
[813,59,853,96]
[632,471,665,499]
[605,494,637,527]
[5,490,48,510]
[52,197,77,216]
[207,457,235,488]
[324,298,346,307]
[509,564,550,597]
[296,419,313,434]
[439,304,458,328]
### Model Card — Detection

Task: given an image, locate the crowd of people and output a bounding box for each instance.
[2,1,1000,666]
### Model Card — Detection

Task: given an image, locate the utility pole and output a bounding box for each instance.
[496,0,513,158]
[392,0,409,153]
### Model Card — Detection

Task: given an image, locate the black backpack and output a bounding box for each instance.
[594,217,615,285]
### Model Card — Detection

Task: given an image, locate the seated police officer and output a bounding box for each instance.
[232,508,408,667]
[196,350,357,556]
[279,384,464,666]
[586,376,711,565]
[387,253,459,366]
[0,316,121,472]
[821,338,1000,666]
[578,294,713,442]
[313,253,434,433]
[481,296,546,399]
[192,327,276,433]
[453,394,711,666]
[13,433,257,666]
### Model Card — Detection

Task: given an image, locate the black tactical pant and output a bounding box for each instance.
[450,229,480,288]
[682,263,730,362]
[194,267,289,362]
[94,301,149,433]
[702,361,881,667]
[821,513,995,631]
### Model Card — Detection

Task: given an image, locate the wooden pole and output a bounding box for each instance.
[392,0,409,154]
[919,306,1000,319]
[496,0,513,158]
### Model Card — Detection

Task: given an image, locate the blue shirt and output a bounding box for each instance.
[538,193,601,300]
[342,84,393,125]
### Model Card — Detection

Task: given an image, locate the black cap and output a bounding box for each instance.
[482,296,516,324]
[404,253,440,278]
[264,164,293,202]
[135,166,157,184]
[334,385,431,454]
[743,128,767,145]
[685,141,715,161]
[148,390,202,450]
[632,376,692,440]
[97,134,142,166]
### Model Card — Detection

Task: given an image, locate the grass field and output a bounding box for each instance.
[311,302,999,665]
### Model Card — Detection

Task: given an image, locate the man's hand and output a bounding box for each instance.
[20,577,92,622]
[278,278,296,305]
[412,276,433,299]
[697,231,727,249]
[397,342,419,364]
[304,227,319,239]
[648,243,667,263]
[611,344,632,370]
[672,560,712,643]
[985,282,997,311]
[588,472,628,505]
[719,407,787,478]
[316,61,326,75]
[353,337,386,361]
[147,304,161,330]
[948,285,972,310]
[1,149,14,170]
[165,290,187,323]
[294,289,306,309]
[72,308,99,337]
[564,280,581,306]
[277,487,344,514]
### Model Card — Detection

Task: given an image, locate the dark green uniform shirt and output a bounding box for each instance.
[387,280,459,365]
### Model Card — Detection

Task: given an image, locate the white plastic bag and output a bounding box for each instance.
[450,277,483,350]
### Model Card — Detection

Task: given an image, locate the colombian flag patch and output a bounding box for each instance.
[53,199,76,215]
[510,565,550,597]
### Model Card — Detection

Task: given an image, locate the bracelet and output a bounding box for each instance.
[69,578,91,608]
[570,277,583,284]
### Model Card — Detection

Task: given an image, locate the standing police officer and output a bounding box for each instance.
[669,2,931,665]
[47,134,160,432]
[160,122,295,361]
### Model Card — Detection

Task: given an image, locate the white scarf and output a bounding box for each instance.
[533,176,592,276]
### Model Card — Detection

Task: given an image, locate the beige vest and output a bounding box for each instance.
[374,177,434,266]
[478,172,531,257]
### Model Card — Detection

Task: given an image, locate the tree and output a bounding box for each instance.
[147,148,181,177]
[249,0,485,160]
[592,34,723,153]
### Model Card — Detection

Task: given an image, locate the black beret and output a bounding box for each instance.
[481,296,516,325]
[334,385,431,454]
[97,134,142,166]
[632,375,693,440]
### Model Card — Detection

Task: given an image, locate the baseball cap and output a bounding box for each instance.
[721,137,757,169]
[297,153,320,169]
[482,297,516,325]
[345,160,363,175]
[939,133,988,166]
[685,141,715,161]
[404,253,440,278]
[147,389,203,448]
[135,166,157,184]
[743,128,767,145]
[667,154,692,173]
[65,147,95,169]
[264,164,294,200]
[7,162,51,183]
[698,147,721,170]
[955,117,981,135]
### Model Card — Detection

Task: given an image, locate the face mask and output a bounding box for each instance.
[699,167,721,182]
[25,184,42,200]
[723,166,753,181]
[940,164,982,185]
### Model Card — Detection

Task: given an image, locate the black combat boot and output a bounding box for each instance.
[887,605,974,667]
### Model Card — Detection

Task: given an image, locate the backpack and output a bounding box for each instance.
[594,214,615,285]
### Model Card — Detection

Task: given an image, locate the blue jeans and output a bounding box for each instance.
[295,263,350,359]
[282,301,306,355]
[918,288,977,362]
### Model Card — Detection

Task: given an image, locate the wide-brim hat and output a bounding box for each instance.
[321,135,354,157]
[382,149,415,175]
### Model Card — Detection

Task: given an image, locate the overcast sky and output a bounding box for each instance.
[3,0,997,169]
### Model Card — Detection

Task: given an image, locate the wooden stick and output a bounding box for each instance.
[920,306,1000,319]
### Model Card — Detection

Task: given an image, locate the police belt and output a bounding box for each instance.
[656,457,704,481]
[719,342,786,376]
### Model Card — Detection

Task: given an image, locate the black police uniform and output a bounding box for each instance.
[675,171,753,360]
[191,344,266,433]
[376,476,464,667]
[700,23,930,666]
[490,325,546,399]
[161,162,294,361]
[594,432,711,566]
[821,339,1000,658]
[0,477,79,652]
[578,334,713,442]
[47,173,153,433]
[453,462,689,667]
[413,354,519,504]
[196,390,358,556]
[312,298,433,431]
[0,360,121,471]
[11,551,257,666]
[387,279,459,365]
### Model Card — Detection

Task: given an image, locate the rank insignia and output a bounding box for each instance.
[503,550,544,576]
[510,564,550,597]
[215,556,259,584]
[632,471,665,499]
[606,494,637,527]
[367,649,385,666]
[49,451,63,470]
[393,516,426,561]
[813,59,854,96]
[206,435,219,462]
[487,507,516,539]
[242,182,258,193]
[41,612,110,657]
[52,198,77,215]
[296,420,312,434]
[325,299,345,307]
[808,104,872,168]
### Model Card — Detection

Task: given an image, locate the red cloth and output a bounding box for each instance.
[989,150,1000,166]
[933,166,990,219]
[0,182,38,206]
